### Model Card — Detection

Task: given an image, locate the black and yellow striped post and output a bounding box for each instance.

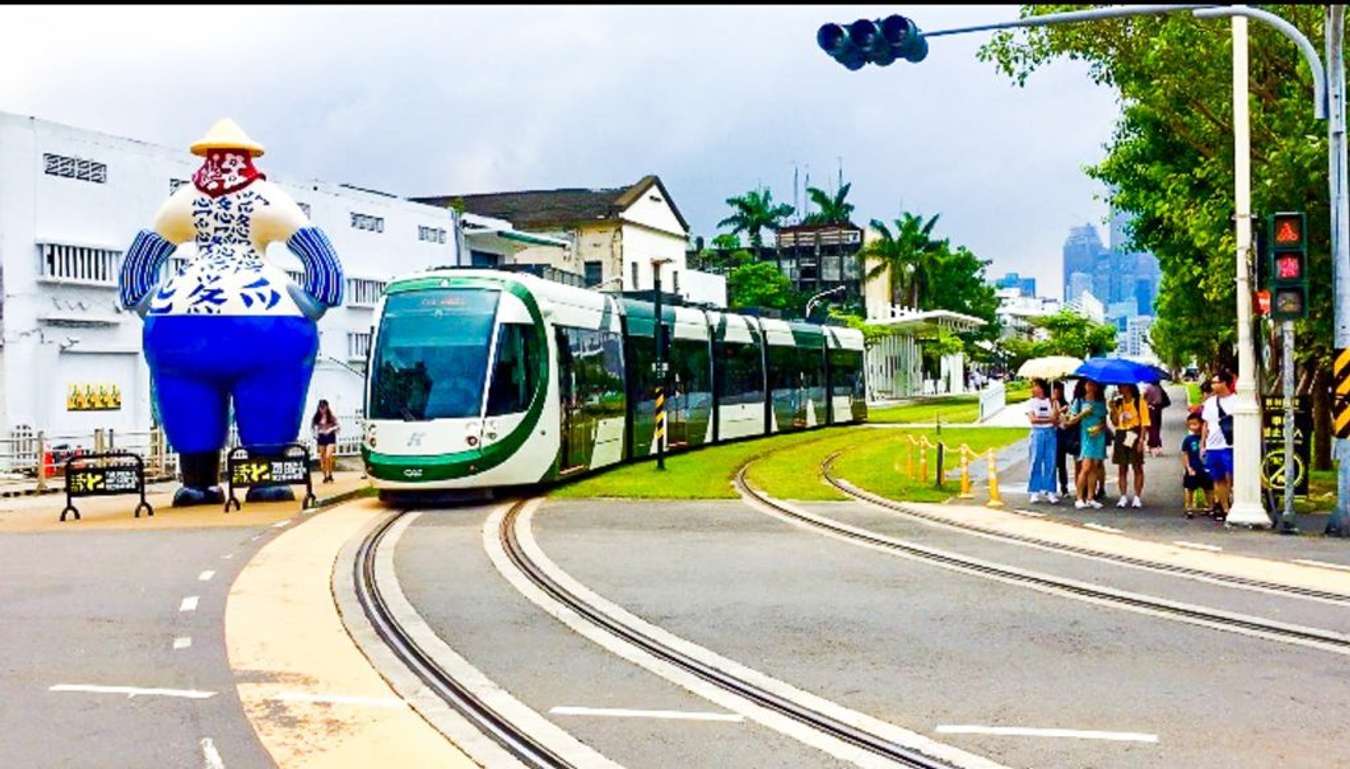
[652,257,673,471]
[654,388,667,470]
[1334,348,1350,440]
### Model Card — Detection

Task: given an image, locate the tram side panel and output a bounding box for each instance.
[710,312,768,442]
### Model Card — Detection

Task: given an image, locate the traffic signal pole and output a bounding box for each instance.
[1326,5,1350,537]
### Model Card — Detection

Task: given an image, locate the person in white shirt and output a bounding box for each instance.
[1024,378,1059,503]
[1199,369,1238,520]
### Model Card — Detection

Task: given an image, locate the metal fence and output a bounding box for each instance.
[2,415,365,492]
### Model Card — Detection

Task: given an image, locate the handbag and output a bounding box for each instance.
[1216,398,1234,446]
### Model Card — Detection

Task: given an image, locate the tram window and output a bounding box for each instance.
[486,324,538,416]
[719,340,763,402]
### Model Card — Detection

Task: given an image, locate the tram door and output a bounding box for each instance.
[556,328,587,475]
[662,323,690,450]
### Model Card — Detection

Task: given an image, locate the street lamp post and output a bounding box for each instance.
[805,285,847,320]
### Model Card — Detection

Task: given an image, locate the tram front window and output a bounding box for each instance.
[370,289,500,421]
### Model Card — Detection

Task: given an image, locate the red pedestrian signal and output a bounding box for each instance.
[1274,215,1302,245]
[1276,254,1302,279]
[1266,212,1308,321]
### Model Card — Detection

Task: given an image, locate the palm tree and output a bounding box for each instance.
[717,188,795,249]
[861,212,947,309]
[802,183,854,225]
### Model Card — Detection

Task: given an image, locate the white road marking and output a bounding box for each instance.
[174,636,192,650]
[1173,541,1222,552]
[198,570,215,582]
[272,519,291,529]
[179,596,199,612]
[200,737,225,769]
[1083,523,1123,534]
[267,691,406,709]
[1012,509,1046,518]
[935,724,1158,743]
[551,705,743,722]
[250,535,261,541]
[49,684,215,699]
[1294,559,1350,573]
[493,502,1010,769]
[221,554,234,560]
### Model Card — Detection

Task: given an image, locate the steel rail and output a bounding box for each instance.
[817,452,1350,607]
[736,464,1350,653]
[498,501,958,769]
[354,509,576,769]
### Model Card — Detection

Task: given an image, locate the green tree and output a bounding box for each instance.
[803,183,855,225]
[861,212,946,308]
[717,188,794,249]
[926,244,1004,356]
[711,233,742,250]
[979,4,1334,465]
[726,261,800,313]
[828,309,892,349]
[1001,309,1119,373]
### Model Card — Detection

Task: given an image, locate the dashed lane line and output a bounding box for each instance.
[1294,559,1350,573]
[1173,541,1222,552]
[180,596,199,612]
[551,706,744,722]
[935,724,1158,743]
[272,520,291,529]
[49,684,216,699]
[174,637,192,650]
[198,570,215,582]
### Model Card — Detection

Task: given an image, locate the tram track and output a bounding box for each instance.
[735,464,1350,656]
[354,507,577,769]
[816,451,1350,607]
[497,499,965,769]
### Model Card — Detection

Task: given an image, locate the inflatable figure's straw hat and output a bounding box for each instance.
[190,118,265,157]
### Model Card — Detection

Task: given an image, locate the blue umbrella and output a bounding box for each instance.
[1072,357,1170,385]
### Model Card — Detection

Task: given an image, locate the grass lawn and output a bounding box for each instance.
[552,423,1027,501]
[868,383,1031,425]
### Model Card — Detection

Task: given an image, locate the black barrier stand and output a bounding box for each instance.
[60,452,153,522]
[224,443,318,513]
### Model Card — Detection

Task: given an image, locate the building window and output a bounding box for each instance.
[672,270,679,295]
[38,243,120,285]
[346,278,387,307]
[470,250,501,269]
[347,331,372,361]
[418,225,447,244]
[584,261,603,287]
[631,261,639,289]
[350,212,384,232]
[170,178,189,194]
[44,153,107,184]
[297,202,311,217]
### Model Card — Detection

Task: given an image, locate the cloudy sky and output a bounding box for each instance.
[0,5,1121,298]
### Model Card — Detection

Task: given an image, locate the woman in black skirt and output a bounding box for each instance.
[1052,380,1079,497]
[311,400,340,483]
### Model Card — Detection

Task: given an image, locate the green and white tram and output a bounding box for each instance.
[360,269,866,493]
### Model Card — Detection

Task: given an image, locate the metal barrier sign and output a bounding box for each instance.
[224,443,317,512]
[60,452,153,522]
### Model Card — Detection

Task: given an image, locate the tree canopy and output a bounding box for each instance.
[717,188,794,248]
[803,183,855,225]
[726,260,801,313]
[1002,309,1120,372]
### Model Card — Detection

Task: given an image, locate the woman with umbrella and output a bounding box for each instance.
[1061,377,1108,509]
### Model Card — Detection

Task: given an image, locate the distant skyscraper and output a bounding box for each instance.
[1062,224,1106,302]
[1068,271,1093,302]
[995,271,1036,297]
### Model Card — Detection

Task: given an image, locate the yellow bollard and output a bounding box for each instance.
[918,438,929,484]
[905,436,916,480]
[958,445,974,499]
[985,448,1004,507]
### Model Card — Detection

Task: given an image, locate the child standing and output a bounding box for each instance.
[1180,412,1213,518]
[1025,378,1060,504]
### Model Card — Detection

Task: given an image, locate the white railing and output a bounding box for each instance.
[978,381,1007,423]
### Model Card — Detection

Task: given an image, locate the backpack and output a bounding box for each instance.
[1215,397,1234,446]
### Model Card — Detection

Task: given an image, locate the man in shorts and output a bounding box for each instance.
[1200,370,1237,520]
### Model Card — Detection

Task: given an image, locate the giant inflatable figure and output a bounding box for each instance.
[118,119,344,505]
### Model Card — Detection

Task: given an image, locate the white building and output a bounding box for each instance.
[995,287,1060,340]
[0,111,462,447]
[1064,290,1106,323]
[862,304,987,399]
[1122,315,1156,360]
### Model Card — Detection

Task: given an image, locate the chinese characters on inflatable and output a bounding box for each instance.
[118,119,344,505]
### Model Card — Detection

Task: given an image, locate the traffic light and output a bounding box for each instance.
[818,14,928,70]
[1266,211,1308,321]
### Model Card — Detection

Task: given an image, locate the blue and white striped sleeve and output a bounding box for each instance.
[287,227,345,308]
[118,229,177,310]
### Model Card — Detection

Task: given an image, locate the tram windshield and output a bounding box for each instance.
[369,289,500,421]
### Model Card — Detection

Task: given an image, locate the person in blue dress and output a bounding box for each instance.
[1061,378,1107,509]
[1024,379,1059,503]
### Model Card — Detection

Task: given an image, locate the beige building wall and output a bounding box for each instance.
[861,226,893,320]
[621,222,687,291]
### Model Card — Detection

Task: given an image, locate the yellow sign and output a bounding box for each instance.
[67,384,122,411]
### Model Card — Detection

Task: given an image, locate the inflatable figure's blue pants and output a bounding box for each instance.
[144,316,319,453]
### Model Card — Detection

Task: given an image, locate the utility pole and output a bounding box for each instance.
[1327,5,1350,537]
[651,258,673,471]
[1225,11,1270,528]
[1281,321,1299,533]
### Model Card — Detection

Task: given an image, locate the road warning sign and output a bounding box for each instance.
[1335,348,1350,439]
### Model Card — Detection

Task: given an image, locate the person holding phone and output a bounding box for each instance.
[1061,378,1107,510]
[1109,383,1150,508]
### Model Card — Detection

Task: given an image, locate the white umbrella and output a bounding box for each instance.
[1017,355,1084,380]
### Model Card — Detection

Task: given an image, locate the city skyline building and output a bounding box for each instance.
[995,271,1036,297]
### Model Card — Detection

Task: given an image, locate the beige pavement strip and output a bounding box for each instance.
[898,501,1350,598]
[226,500,476,769]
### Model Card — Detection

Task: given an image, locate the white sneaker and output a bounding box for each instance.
[1047,493,1060,504]
[1132,497,1143,509]
[1089,500,1104,509]
[1074,500,1087,509]
[1029,492,1042,503]
[1117,496,1130,508]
